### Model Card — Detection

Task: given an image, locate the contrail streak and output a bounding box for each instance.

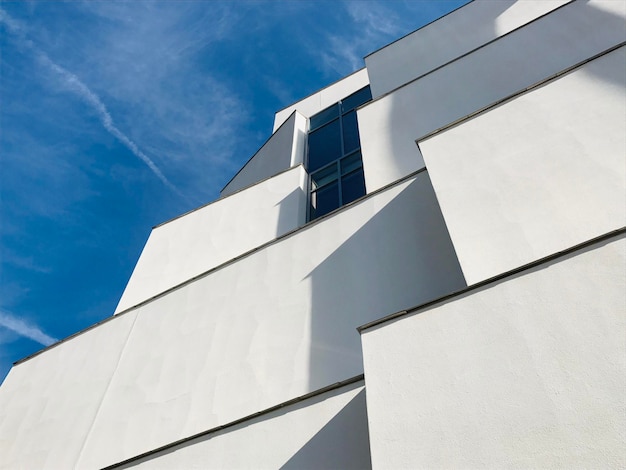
[0,310,58,346]
[0,9,179,193]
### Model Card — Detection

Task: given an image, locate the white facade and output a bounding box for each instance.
[1,1,624,468]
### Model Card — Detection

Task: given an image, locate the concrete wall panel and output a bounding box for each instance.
[115,165,307,313]
[0,311,138,470]
[75,172,465,467]
[359,0,626,193]
[121,381,371,470]
[421,46,626,284]
[221,111,307,197]
[365,0,568,98]
[361,234,626,469]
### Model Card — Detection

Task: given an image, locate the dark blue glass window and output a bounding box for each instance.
[309,104,339,131]
[306,86,371,221]
[341,86,372,113]
[308,120,341,172]
[310,181,339,219]
[341,111,360,154]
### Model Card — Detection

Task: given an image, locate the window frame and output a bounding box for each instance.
[306,86,371,221]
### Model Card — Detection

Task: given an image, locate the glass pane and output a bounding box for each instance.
[309,104,339,131]
[340,151,362,175]
[342,111,360,154]
[341,168,366,205]
[310,181,340,219]
[341,86,372,114]
[307,120,342,172]
[310,163,338,190]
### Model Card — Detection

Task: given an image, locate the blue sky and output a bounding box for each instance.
[0,0,468,382]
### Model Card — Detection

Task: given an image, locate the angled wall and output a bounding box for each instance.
[420,46,626,284]
[365,0,568,98]
[221,111,307,197]
[0,311,139,469]
[116,380,371,470]
[361,233,626,469]
[0,171,465,469]
[358,0,626,193]
[115,165,307,313]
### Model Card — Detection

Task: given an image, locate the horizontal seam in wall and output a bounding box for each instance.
[154,162,304,229]
[366,0,578,104]
[219,110,299,196]
[416,42,626,144]
[357,227,626,333]
[14,168,427,366]
[363,0,476,59]
[100,375,365,470]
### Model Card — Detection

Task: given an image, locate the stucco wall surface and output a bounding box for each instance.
[75,171,465,468]
[221,111,307,197]
[0,311,138,470]
[358,0,626,193]
[120,381,371,470]
[361,234,626,469]
[115,165,307,313]
[365,0,568,98]
[273,68,369,132]
[421,46,626,284]
[0,171,464,468]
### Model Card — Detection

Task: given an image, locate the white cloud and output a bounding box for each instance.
[0,310,58,346]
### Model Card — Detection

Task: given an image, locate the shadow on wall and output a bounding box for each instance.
[275,184,307,238]
[113,385,371,469]
[305,172,467,391]
[380,0,517,177]
[385,0,626,179]
[280,389,372,470]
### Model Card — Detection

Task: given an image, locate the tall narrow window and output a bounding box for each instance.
[307,86,371,220]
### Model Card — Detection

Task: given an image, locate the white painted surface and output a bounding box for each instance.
[361,234,626,469]
[221,111,307,197]
[359,0,626,193]
[421,46,626,284]
[0,172,464,468]
[273,68,369,132]
[77,171,465,468]
[365,0,568,98]
[0,311,138,470]
[115,165,307,313]
[121,381,371,470]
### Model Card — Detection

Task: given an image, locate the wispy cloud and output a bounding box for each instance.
[344,1,405,37]
[0,8,179,194]
[0,310,58,346]
[313,1,407,76]
[66,2,255,201]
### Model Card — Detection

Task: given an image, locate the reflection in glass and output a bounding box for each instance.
[307,86,371,221]
[341,151,362,175]
[309,104,339,131]
[341,86,372,114]
[311,164,338,190]
[341,168,366,205]
[308,120,342,172]
[342,111,360,154]
[310,182,339,219]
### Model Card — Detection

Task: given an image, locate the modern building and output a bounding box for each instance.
[1,0,625,468]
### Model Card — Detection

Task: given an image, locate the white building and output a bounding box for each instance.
[1,1,625,468]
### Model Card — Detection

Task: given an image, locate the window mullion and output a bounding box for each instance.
[336,160,343,206]
[337,108,345,207]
